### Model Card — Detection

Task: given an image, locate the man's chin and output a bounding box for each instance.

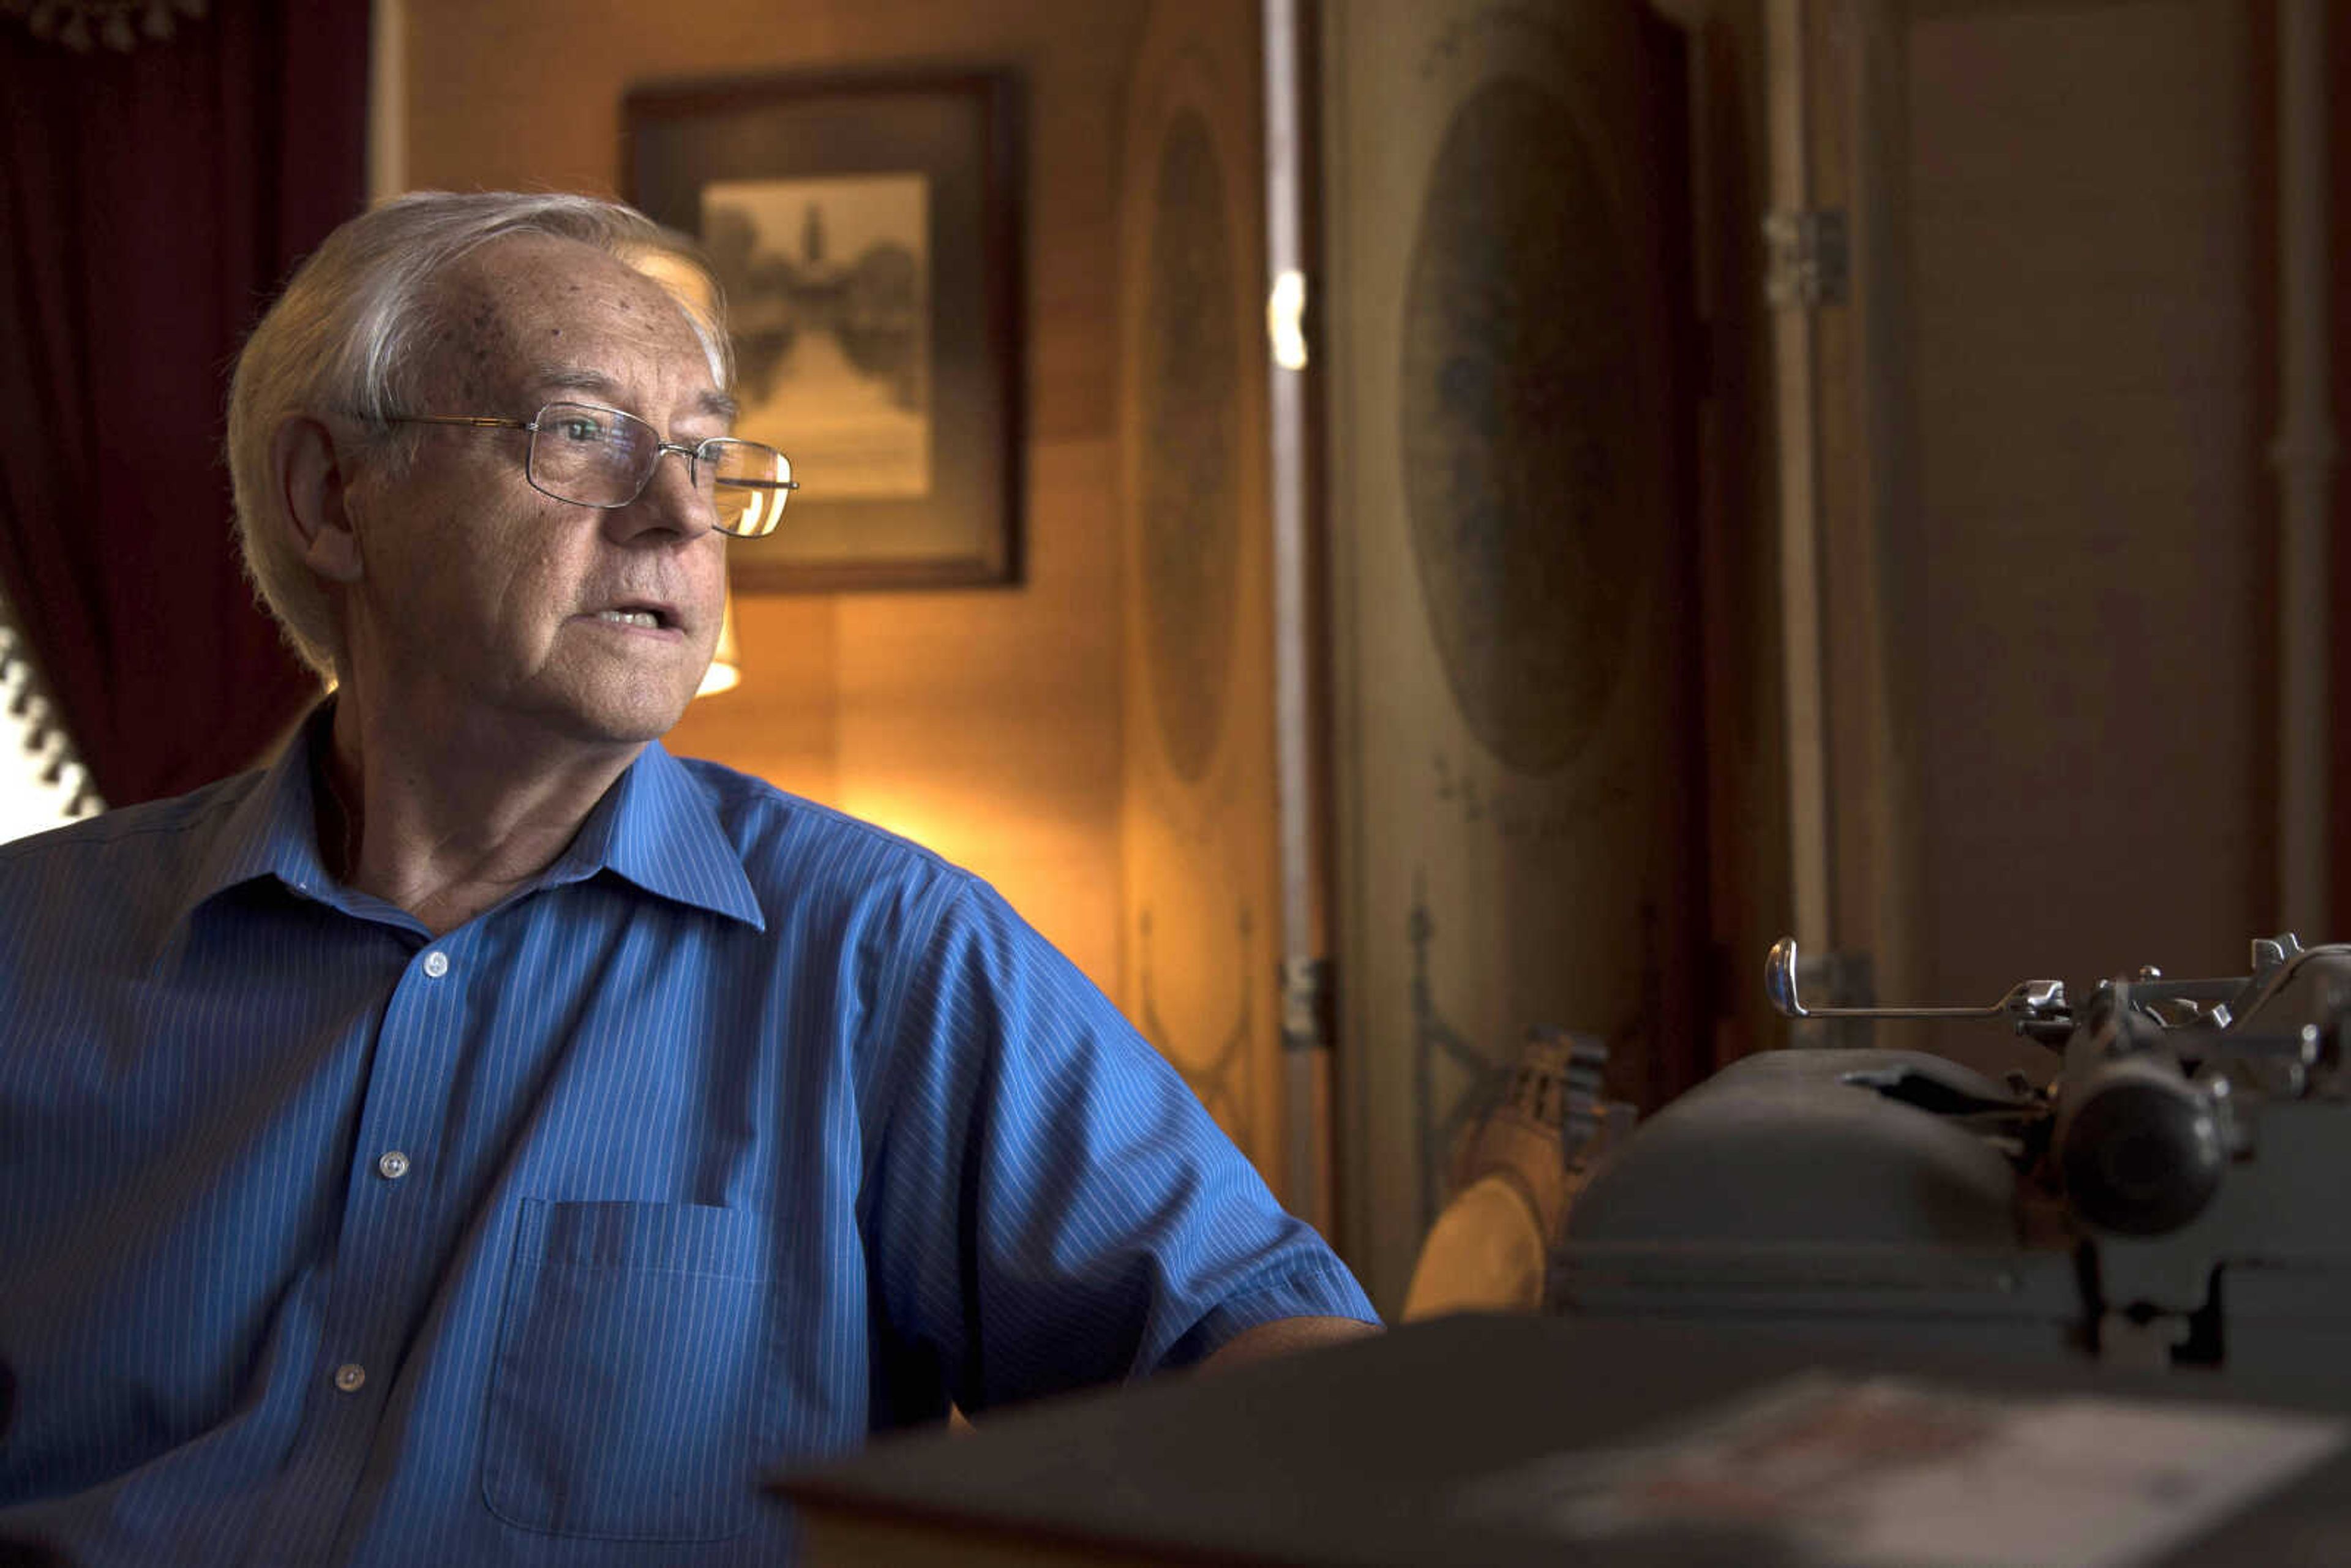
[585,697,697,748]
[528,679,700,752]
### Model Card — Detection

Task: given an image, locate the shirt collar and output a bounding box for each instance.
[540,741,767,931]
[185,709,765,933]
[183,703,341,917]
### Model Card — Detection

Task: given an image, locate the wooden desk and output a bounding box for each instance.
[776,1314,2351,1567]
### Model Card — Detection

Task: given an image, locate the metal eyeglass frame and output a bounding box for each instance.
[380,400,798,538]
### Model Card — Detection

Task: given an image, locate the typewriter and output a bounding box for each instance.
[1554,935,2351,1389]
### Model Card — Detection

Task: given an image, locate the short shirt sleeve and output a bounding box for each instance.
[858,881,1376,1420]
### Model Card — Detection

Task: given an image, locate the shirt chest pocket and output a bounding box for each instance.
[482,1199,776,1542]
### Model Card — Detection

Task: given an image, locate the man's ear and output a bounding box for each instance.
[271,416,365,584]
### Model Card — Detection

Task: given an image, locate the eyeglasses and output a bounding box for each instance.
[381,400,798,538]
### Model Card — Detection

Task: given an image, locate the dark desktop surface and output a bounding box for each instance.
[777,1313,2351,1567]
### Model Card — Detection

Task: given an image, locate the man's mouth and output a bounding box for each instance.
[591,606,673,631]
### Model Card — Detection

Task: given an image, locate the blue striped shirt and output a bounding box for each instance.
[0,719,1375,1565]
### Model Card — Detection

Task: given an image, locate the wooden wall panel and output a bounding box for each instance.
[402,0,1148,991]
[1115,0,1289,1192]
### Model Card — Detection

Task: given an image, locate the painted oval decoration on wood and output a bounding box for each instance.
[1400,78,1649,778]
[1140,108,1242,785]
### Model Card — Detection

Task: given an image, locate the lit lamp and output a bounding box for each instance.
[696,588,741,698]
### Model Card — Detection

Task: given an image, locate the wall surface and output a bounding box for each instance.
[400,0,1147,991]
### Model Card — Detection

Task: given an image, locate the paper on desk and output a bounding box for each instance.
[1461,1370,2344,1568]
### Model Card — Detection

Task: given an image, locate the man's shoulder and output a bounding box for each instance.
[0,772,269,962]
[659,751,980,913]
[0,770,264,879]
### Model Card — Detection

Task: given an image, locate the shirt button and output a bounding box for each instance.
[377,1150,411,1180]
[422,950,450,978]
[333,1363,367,1394]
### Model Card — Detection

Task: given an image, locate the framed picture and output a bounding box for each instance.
[626,70,1024,591]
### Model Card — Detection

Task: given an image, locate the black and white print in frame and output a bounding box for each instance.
[628,69,1024,592]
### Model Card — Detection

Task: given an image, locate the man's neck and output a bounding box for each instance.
[317,696,645,936]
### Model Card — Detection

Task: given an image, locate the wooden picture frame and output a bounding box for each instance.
[626,70,1024,591]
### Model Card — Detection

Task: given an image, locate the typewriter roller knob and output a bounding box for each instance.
[2058,1059,2225,1236]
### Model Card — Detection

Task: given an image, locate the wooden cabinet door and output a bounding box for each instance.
[1769,0,2268,1076]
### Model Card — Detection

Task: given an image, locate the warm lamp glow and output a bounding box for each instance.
[696,588,741,698]
[627,249,719,316]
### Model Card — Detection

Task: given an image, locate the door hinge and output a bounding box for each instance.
[1763,208,1850,309]
[1279,956,1334,1052]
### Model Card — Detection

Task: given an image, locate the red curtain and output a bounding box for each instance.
[0,1,367,807]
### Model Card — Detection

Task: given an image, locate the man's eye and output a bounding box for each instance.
[555,418,607,443]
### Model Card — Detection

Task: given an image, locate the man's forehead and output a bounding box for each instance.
[422,234,722,410]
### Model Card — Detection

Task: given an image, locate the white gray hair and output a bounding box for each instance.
[225,190,730,677]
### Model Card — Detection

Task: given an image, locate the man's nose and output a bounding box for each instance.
[609,446,716,542]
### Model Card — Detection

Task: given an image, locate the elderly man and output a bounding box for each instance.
[0,192,1376,1566]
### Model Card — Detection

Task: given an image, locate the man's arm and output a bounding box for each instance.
[864,880,1381,1412]
[1201,1315,1381,1373]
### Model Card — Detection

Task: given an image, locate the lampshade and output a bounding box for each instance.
[696,587,741,698]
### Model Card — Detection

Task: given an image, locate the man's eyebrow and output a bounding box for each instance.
[525,369,739,426]
[528,367,624,402]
